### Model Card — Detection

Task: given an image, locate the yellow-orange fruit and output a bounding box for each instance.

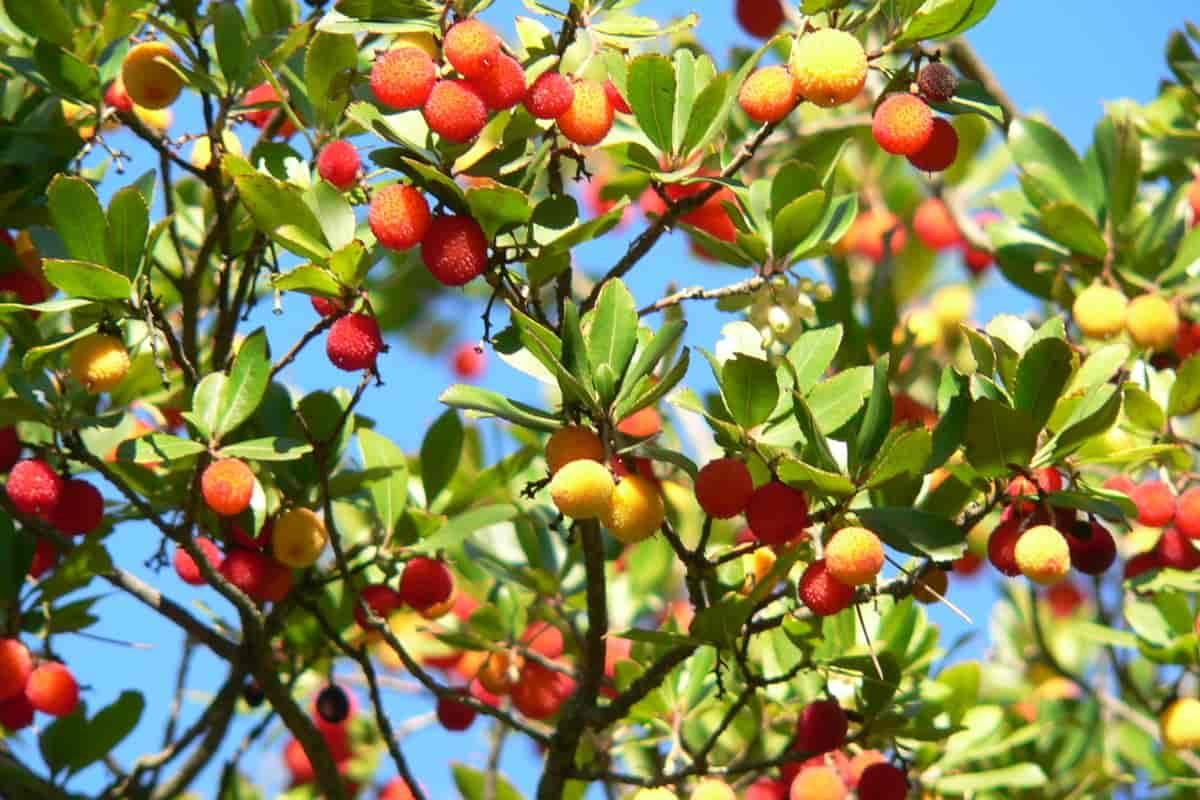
[190,130,243,171]
[913,198,963,251]
[790,29,867,108]
[1126,294,1180,352]
[631,791,678,800]
[904,309,941,347]
[1162,697,1200,750]
[839,209,907,263]
[789,766,847,800]
[740,547,778,595]
[476,650,518,695]
[394,31,438,59]
[872,93,934,156]
[602,474,666,544]
[69,333,130,394]
[549,460,615,520]
[1014,524,1071,585]
[738,65,798,123]
[556,80,614,146]
[60,100,96,139]
[825,526,884,586]
[690,778,736,800]
[134,104,173,134]
[931,284,973,329]
[201,458,255,517]
[545,426,605,475]
[1073,284,1128,339]
[121,42,184,110]
[272,507,329,568]
[912,567,949,604]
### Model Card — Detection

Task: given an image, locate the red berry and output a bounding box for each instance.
[798,559,856,617]
[1103,475,1135,496]
[1177,487,1200,539]
[987,514,1022,577]
[511,660,573,720]
[1045,580,1086,618]
[174,537,223,586]
[371,47,437,110]
[1158,527,1200,570]
[242,83,296,138]
[746,481,809,545]
[0,692,34,730]
[370,184,432,252]
[1124,550,1161,581]
[917,62,958,104]
[423,79,489,143]
[380,778,418,800]
[473,54,526,111]
[694,458,754,519]
[201,458,255,517]
[47,478,104,536]
[220,548,271,599]
[556,79,614,146]
[105,80,134,113]
[525,72,575,119]
[1131,480,1176,527]
[522,621,566,659]
[857,762,909,799]
[913,198,962,251]
[25,662,79,717]
[0,427,19,472]
[953,553,984,576]
[795,699,848,754]
[354,583,404,627]
[326,313,384,371]
[604,79,631,114]
[258,559,293,604]
[6,459,63,516]
[443,19,502,79]
[399,557,453,612]
[28,538,59,579]
[745,778,787,800]
[0,270,50,306]
[453,342,486,379]
[310,296,345,318]
[316,140,361,191]
[1064,520,1117,575]
[872,93,934,156]
[422,214,489,286]
[436,693,477,731]
[907,117,959,172]
[0,639,33,702]
[283,738,315,785]
[735,0,785,39]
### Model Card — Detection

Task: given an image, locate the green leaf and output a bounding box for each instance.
[807,366,872,434]
[963,398,1037,477]
[273,264,342,297]
[5,0,73,46]
[71,691,145,771]
[305,31,359,128]
[42,259,132,301]
[40,710,86,776]
[1039,201,1107,260]
[898,0,998,44]
[721,354,778,429]
[930,79,1007,127]
[586,280,639,405]
[231,163,329,260]
[439,385,560,432]
[777,456,856,498]
[853,356,893,475]
[865,427,932,489]
[1040,383,1122,463]
[681,73,730,156]
[215,329,271,441]
[1009,118,1096,213]
[212,2,254,87]
[466,185,532,239]
[48,175,109,265]
[106,186,149,279]
[616,320,687,413]
[1168,356,1200,418]
[359,428,409,539]
[412,504,518,555]
[312,182,357,251]
[786,325,842,393]
[1123,383,1166,434]
[218,437,312,461]
[0,511,34,609]
[1014,337,1074,431]
[450,762,525,800]
[115,433,206,465]
[421,409,463,506]
[670,49,697,155]
[20,324,97,370]
[35,42,100,101]
[929,368,970,470]
[774,190,827,257]
[327,240,369,288]
[627,54,676,154]
[855,507,967,561]
[1093,108,1142,230]
[189,373,227,442]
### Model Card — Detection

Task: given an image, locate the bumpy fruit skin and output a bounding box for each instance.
[736,0,785,39]
[0,639,33,701]
[310,296,345,318]
[327,313,384,371]
[1073,284,1128,339]
[825,526,885,586]
[913,198,962,251]
[121,42,183,110]
[258,560,293,604]
[444,19,502,79]
[370,184,432,251]
[798,559,856,616]
[912,567,949,604]
[241,83,296,137]
[399,556,454,611]
[1126,294,1180,352]
[790,29,868,108]
[1014,524,1071,585]
[872,93,934,156]
[69,333,130,394]
[690,778,736,800]
[25,662,79,717]
[316,140,361,191]
[201,458,255,517]
[422,214,489,286]
[174,537,222,585]
[1158,527,1200,570]
[272,507,329,568]
[604,80,631,114]
[1065,521,1117,574]
[474,54,527,110]
[907,116,958,171]
[917,62,958,103]
[220,548,270,599]
[512,660,574,719]
[747,481,810,545]
[1177,487,1200,539]
[1162,697,1200,749]
[1131,480,1176,527]
[423,79,489,142]
[796,699,848,754]
[739,66,799,123]
[525,71,575,119]
[6,459,63,515]
[557,79,615,145]
[603,474,666,544]
[545,426,605,475]
[694,457,754,519]
[371,47,437,110]
[47,478,104,536]
[856,763,908,799]
[437,693,477,731]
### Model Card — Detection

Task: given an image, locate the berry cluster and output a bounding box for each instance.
[0,638,80,729]
[871,63,962,172]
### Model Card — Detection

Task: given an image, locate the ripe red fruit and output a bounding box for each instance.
[316,140,361,191]
[242,83,296,138]
[258,559,294,604]
[370,184,432,252]
[1177,487,1200,539]
[0,427,20,472]
[746,481,810,545]
[556,79,614,146]
[47,478,104,536]
[474,54,526,110]
[28,538,59,579]
[841,208,907,262]
[371,47,437,110]
[436,693,477,731]
[525,71,575,119]
[174,537,223,585]
[1007,467,1064,513]
[511,660,574,720]
[963,210,1000,275]
[0,269,50,306]
[1103,475,1135,495]
[522,621,566,659]
[105,80,134,113]
[745,778,787,800]
[380,778,417,800]
[283,738,315,785]
[913,198,962,251]
[1064,520,1117,575]
[616,406,662,438]
[354,583,404,627]
[736,0,785,39]
[604,80,631,114]
[798,559,856,617]
[327,313,385,371]
[907,117,959,172]
[0,639,33,701]
[695,457,754,519]
[453,342,486,379]
[310,296,345,318]
[0,693,34,730]
[987,514,1022,576]
[422,214,489,286]
[25,662,79,717]
[795,699,848,754]
[917,62,958,103]
[220,548,270,599]
[399,557,453,612]
[1124,550,1161,581]
[1131,480,1176,527]
[444,18,502,79]
[6,459,63,516]
[954,553,984,576]
[739,65,800,124]
[1158,527,1200,570]
[201,458,255,517]
[1045,580,1086,618]
[857,762,908,799]
[872,93,934,156]
[423,79,489,143]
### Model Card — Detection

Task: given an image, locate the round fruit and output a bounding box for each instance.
[907,117,959,172]
[47,478,104,536]
[738,65,799,124]
[602,474,666,544]
[525,71,575,119]
[690,778,736,800]
[0,639,33,702]
[453,342,486,379]
[1177,487,1200,539]
[736,0,785,39]
[604,80,631,114]
[1162,697,1200,749]
[872,93,934,156]
[825,526,885,586]
[105,77,134,114]
[399,557,454,612]
[856,762,908,799]
[522,621,566,659]
[795,698,848,753]
[913,198,963,251]
[423,79,489,142]
[371,47,437,110]
[189,131,243,172]
[1073,284,1128,339]
[380,778,418,800]
[556,79,614,145]
[201,458,255,517]
[219,547,270,599]
[511,660,573,720]
[912,567,949,604]
[327,313,385,371]
[798,559,856,617]
[315,684,351,725]
[241,83,296,137]
[917,62,958,103]
[549,460,615,520]
[258,560,293,604]
[545,426,605,475]
[1131,480,1176,527]
[370,183,432,252]
[443,18,502,79]
[6,459,63,515]
[987,514,1022,576]
[69,333,130,394]
[1158,527,1200,570]
[0,693,34,731]
[121,42,183,110]
[1014,524,1071,585]
[789,766,846,800]
[476,650,517,696]
[617,406,663,438]
[272,507,329,568]
[174,537,223,585]
[422,214,489,286]
[790,29,868,108]
[694,457,754,519]
[354,584,403,627]
[1064,520,1117,575]
[1126,294,1180,352]
[316,140,361,191]
[842,209,907,263]
[746,481,809,545]
[311,296,345,318]
[474,54,527,110]
[25,662,79,717]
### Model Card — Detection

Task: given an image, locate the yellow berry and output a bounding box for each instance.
[904,309,941,347]
[69,333,130,394]
[1072,284,1127,339]
[825,526,884,586]
[272,507,329,568]
[631,790,678,800]
[1126,294,1180,352]
[602,474,665,544]
[739,547,778,595]
[190,130,244,171]
[1014,524,1070,585]
[134,104,173,134]
[931,285,974,329]
[790,29,868,108]
[545,426,605,475]
[549,460,615,520]
[1162,697,1200,750]
[121,42,184,110]
[691,777,735,800]
[394,31,439,59]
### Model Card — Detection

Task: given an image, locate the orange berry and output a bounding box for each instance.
[840,209,907,263]
[1177,487,1200,539]
[789,767,847,800]
[202,458,255,516]
[1131,480,1176,527]
[1190,174,1200,224]
[872,93,933,156]
[476,650,518,695]
[545,426,605,475]
[370,184,431,252]
[798,559,855,616]
[371,47,438,110]
[907,117,959,172]
[444,19,502,79]
[121,42,183,110]
[557,79,614,146]
[0,639,33,702]
[913,198,962,251]
[511,660,573,720]
[824,526,884,586]
[617,406,662,438]
[694,457,754,519]
[522,621,566,659]
[316,140,361,191]
[24,662,79,717]
[602,474,666,544]
[790,29,867,108]
[422,214,489,286]
[174,537,222,585]
[738,65,798,123]
[423,79,489,143]
[241,83,297,137]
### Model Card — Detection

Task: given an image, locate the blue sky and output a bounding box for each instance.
[16,2,1196,798]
